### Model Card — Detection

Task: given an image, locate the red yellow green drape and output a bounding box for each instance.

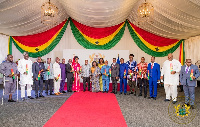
[179,40,185,65]
[70,18,126,49]
[8,18,185,58]
[127,20,183,57]
[8,19,69,58]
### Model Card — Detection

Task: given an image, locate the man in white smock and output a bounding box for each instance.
[17,52,34,101]
[161,53,181,104]
[53,57,62,95]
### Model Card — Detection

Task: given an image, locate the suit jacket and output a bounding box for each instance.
[32,62,45,80]
[147,62,160,81]
[180,64,200,87]
[119,63,128,78]
[66,63,73,79]
[111,63,119,78]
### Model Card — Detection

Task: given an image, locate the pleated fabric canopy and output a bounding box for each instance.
[0,0,200,39]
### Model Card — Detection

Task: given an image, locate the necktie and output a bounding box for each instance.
[151,63,153,69]
[186,66,189,73]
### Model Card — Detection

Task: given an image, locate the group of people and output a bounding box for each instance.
[0,52,199,109]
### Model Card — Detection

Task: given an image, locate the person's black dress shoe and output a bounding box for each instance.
[164,99,170,102]
[191,105,195,109]
[124,93,126,95]
[50,93,54,95]
[35,96,39,99]
[106,91,108,93]
[134,92,136,96]
[153,97,156,100]
[39,95,45,97]
[111,91,114,93]
[119,92,122,95]
[144,95,147,98]
[172,101,177,104]
[114,92,117,94]
[103,91,105,93]
[8,99,16,102]
[62,91,67,93]
[129,92,133,94]
[138,93,142,97]
[28,96,34,99]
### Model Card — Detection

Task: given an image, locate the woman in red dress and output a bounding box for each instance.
[72,56,81,92]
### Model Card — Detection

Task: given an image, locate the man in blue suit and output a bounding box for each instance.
[119,58,128,95]
[180,59,199,109]
[147,56,160,100]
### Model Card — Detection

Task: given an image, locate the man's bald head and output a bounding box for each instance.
[55,57,60,63]
[168,53,173,61]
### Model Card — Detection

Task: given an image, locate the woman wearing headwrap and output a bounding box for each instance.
[98,58,104,92]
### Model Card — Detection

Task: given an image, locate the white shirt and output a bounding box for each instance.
[161,59,181,85]
[53,62,61,80]
[17,58,33,85]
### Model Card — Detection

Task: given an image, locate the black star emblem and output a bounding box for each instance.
[35,48,39,51]
[155,47,159,51]
[95,41,99,45]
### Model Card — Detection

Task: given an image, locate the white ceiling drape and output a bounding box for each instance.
[0,0,200,39]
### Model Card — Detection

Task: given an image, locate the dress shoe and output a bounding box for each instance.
[110,91,114,93]
[28,96,34,99]
[129,92,133,94]
[153,97,156,100]
[62,91,66,93]
[50,93,54,95]
[35,96,39,99]
[172,101,177,104]
[70,90,72,92]
[164,99,170,102]
[8,99,16,102]
[144,95,147,98]
[119,92,122,95]
[22,97,25,101]
[39,95,45,97]
[106,91,108,93]
[102,91,105,93]
[124,93,126,95]
[191,105,195,109]
[114,92,117,94]
[67,90,70,92]
[138,93,142,97]
[134,92,136,96]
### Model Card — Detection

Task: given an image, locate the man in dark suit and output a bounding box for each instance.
[180,59,199,109]
[66,59,73,92]
[32,57,45,98]
[111,58,119,94]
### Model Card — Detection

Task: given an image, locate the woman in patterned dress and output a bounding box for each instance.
[72,56,81,92]
[98,58,104,92]
[91,61,100,92]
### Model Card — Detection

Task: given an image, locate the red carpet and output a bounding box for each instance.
[44,92,127,127]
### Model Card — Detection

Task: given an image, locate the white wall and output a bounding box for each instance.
[185,35,200,64]
[5,24,181,67]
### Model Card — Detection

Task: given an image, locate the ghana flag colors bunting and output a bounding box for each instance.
[70,18,126,49]
[8,19,69,58]
[179,40,185,65]
[127,20,183,57]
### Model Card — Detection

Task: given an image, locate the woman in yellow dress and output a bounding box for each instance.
[98,58,104,92]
